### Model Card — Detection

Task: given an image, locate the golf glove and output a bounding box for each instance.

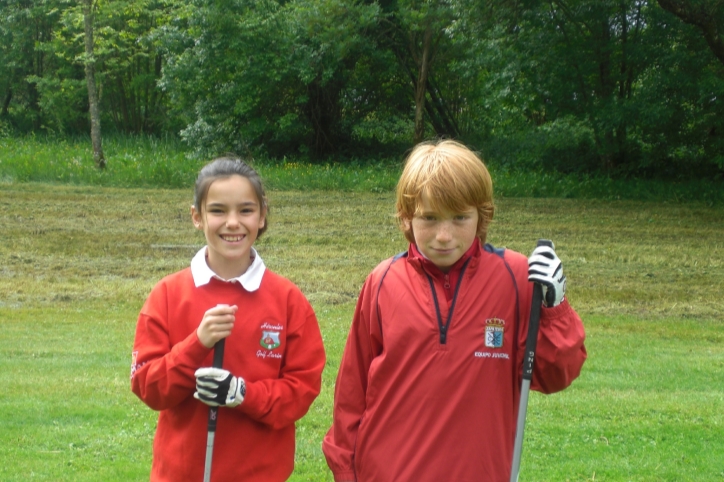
[528,244,567,307]
[194,367,246,408]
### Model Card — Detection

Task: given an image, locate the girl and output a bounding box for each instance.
[131,157,325,482]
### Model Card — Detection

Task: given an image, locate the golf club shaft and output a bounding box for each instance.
[510,239,552,482]
[203,339,226,482]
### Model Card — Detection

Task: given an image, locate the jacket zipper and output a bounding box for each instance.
[425,258,471,344]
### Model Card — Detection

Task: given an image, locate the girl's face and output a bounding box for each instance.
[405,191,478,272]
[191,175,266,279]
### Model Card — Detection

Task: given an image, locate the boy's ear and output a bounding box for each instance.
[190,205,203,230]
[400,217,416,244]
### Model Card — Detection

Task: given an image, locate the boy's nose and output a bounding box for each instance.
[436,223,453,242]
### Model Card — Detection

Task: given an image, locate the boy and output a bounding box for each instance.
[322,140,586,481]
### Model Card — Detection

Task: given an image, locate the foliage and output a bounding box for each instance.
[0,0,724,177]
[0,0,172,135]
[158,0,390,158]
[470,0,724,178]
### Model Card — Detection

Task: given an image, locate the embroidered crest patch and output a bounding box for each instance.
[484,318,505,348]
[260,331,281,350]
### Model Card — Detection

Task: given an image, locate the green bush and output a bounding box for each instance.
[481,118,599,174]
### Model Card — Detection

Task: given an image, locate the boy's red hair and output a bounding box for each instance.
[396,140,495,243]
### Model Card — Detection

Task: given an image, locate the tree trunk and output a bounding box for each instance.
[83,0,106,169]
[413,25,433,144]
[2,88,11,117]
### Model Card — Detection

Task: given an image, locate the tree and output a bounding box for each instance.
[0,0,62,130]
[95,0,172,134]
[469,0,724,177]
[376,0,465,143]
[159,0,384,158]
[82,0,106,168]
[657,0,724,65]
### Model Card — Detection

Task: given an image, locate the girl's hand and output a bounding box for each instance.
[196,304,238,348]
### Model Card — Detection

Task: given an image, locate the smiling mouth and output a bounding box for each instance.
[221,235,244,242]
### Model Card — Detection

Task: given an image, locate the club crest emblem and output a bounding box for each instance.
[260,331,281,350]
[484,318,505,348]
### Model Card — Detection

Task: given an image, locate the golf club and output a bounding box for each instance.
[203,338,225,482]
[509,239,553,482]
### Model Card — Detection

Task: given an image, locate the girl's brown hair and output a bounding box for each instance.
[396,140,494,243]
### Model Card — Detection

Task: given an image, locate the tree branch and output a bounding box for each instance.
[657,0,724,65]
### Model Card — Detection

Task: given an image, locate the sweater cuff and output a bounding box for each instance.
[237,380,264,418]
[540,297,573,318]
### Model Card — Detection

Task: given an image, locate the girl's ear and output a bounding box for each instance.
[259,206,267,229]
[190,205,203,230]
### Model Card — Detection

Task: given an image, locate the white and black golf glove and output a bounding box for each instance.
[528,244,567,307]
[194,367,246,408]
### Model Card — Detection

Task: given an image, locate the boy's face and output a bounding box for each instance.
[406,191,479,272]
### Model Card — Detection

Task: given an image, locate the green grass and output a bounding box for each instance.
[1,134,723,204]
[0,134,400,192]
[1,183,723,481]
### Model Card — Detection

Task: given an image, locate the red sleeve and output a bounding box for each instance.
[322,272,383,482]
[130,281,211,411]
[238,292,326,429]
[530,298,587,394]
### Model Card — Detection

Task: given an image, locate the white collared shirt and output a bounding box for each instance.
[190,246,266,292]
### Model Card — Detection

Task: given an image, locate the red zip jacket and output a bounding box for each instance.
[322,241,586,482]
[131,264,325,482]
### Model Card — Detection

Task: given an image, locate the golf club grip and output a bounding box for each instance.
[207,340,226,434]
[212,339,225,368]
[521,239,553,382]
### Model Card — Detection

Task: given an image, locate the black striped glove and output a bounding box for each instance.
[194,367,246,407]
[528,244,567,307]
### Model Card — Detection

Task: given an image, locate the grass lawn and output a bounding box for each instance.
[0,182,722,481]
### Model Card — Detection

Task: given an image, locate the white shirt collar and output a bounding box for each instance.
[190,246,266,292]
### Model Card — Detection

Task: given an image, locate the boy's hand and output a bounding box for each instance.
[194,367,246,407]
[528,245,566,307]
[196,304,238,348]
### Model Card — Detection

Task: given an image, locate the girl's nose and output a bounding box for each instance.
[226,213,241,228]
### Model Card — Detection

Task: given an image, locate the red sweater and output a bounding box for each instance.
[131,267,325,482]
[322,241,586,482]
